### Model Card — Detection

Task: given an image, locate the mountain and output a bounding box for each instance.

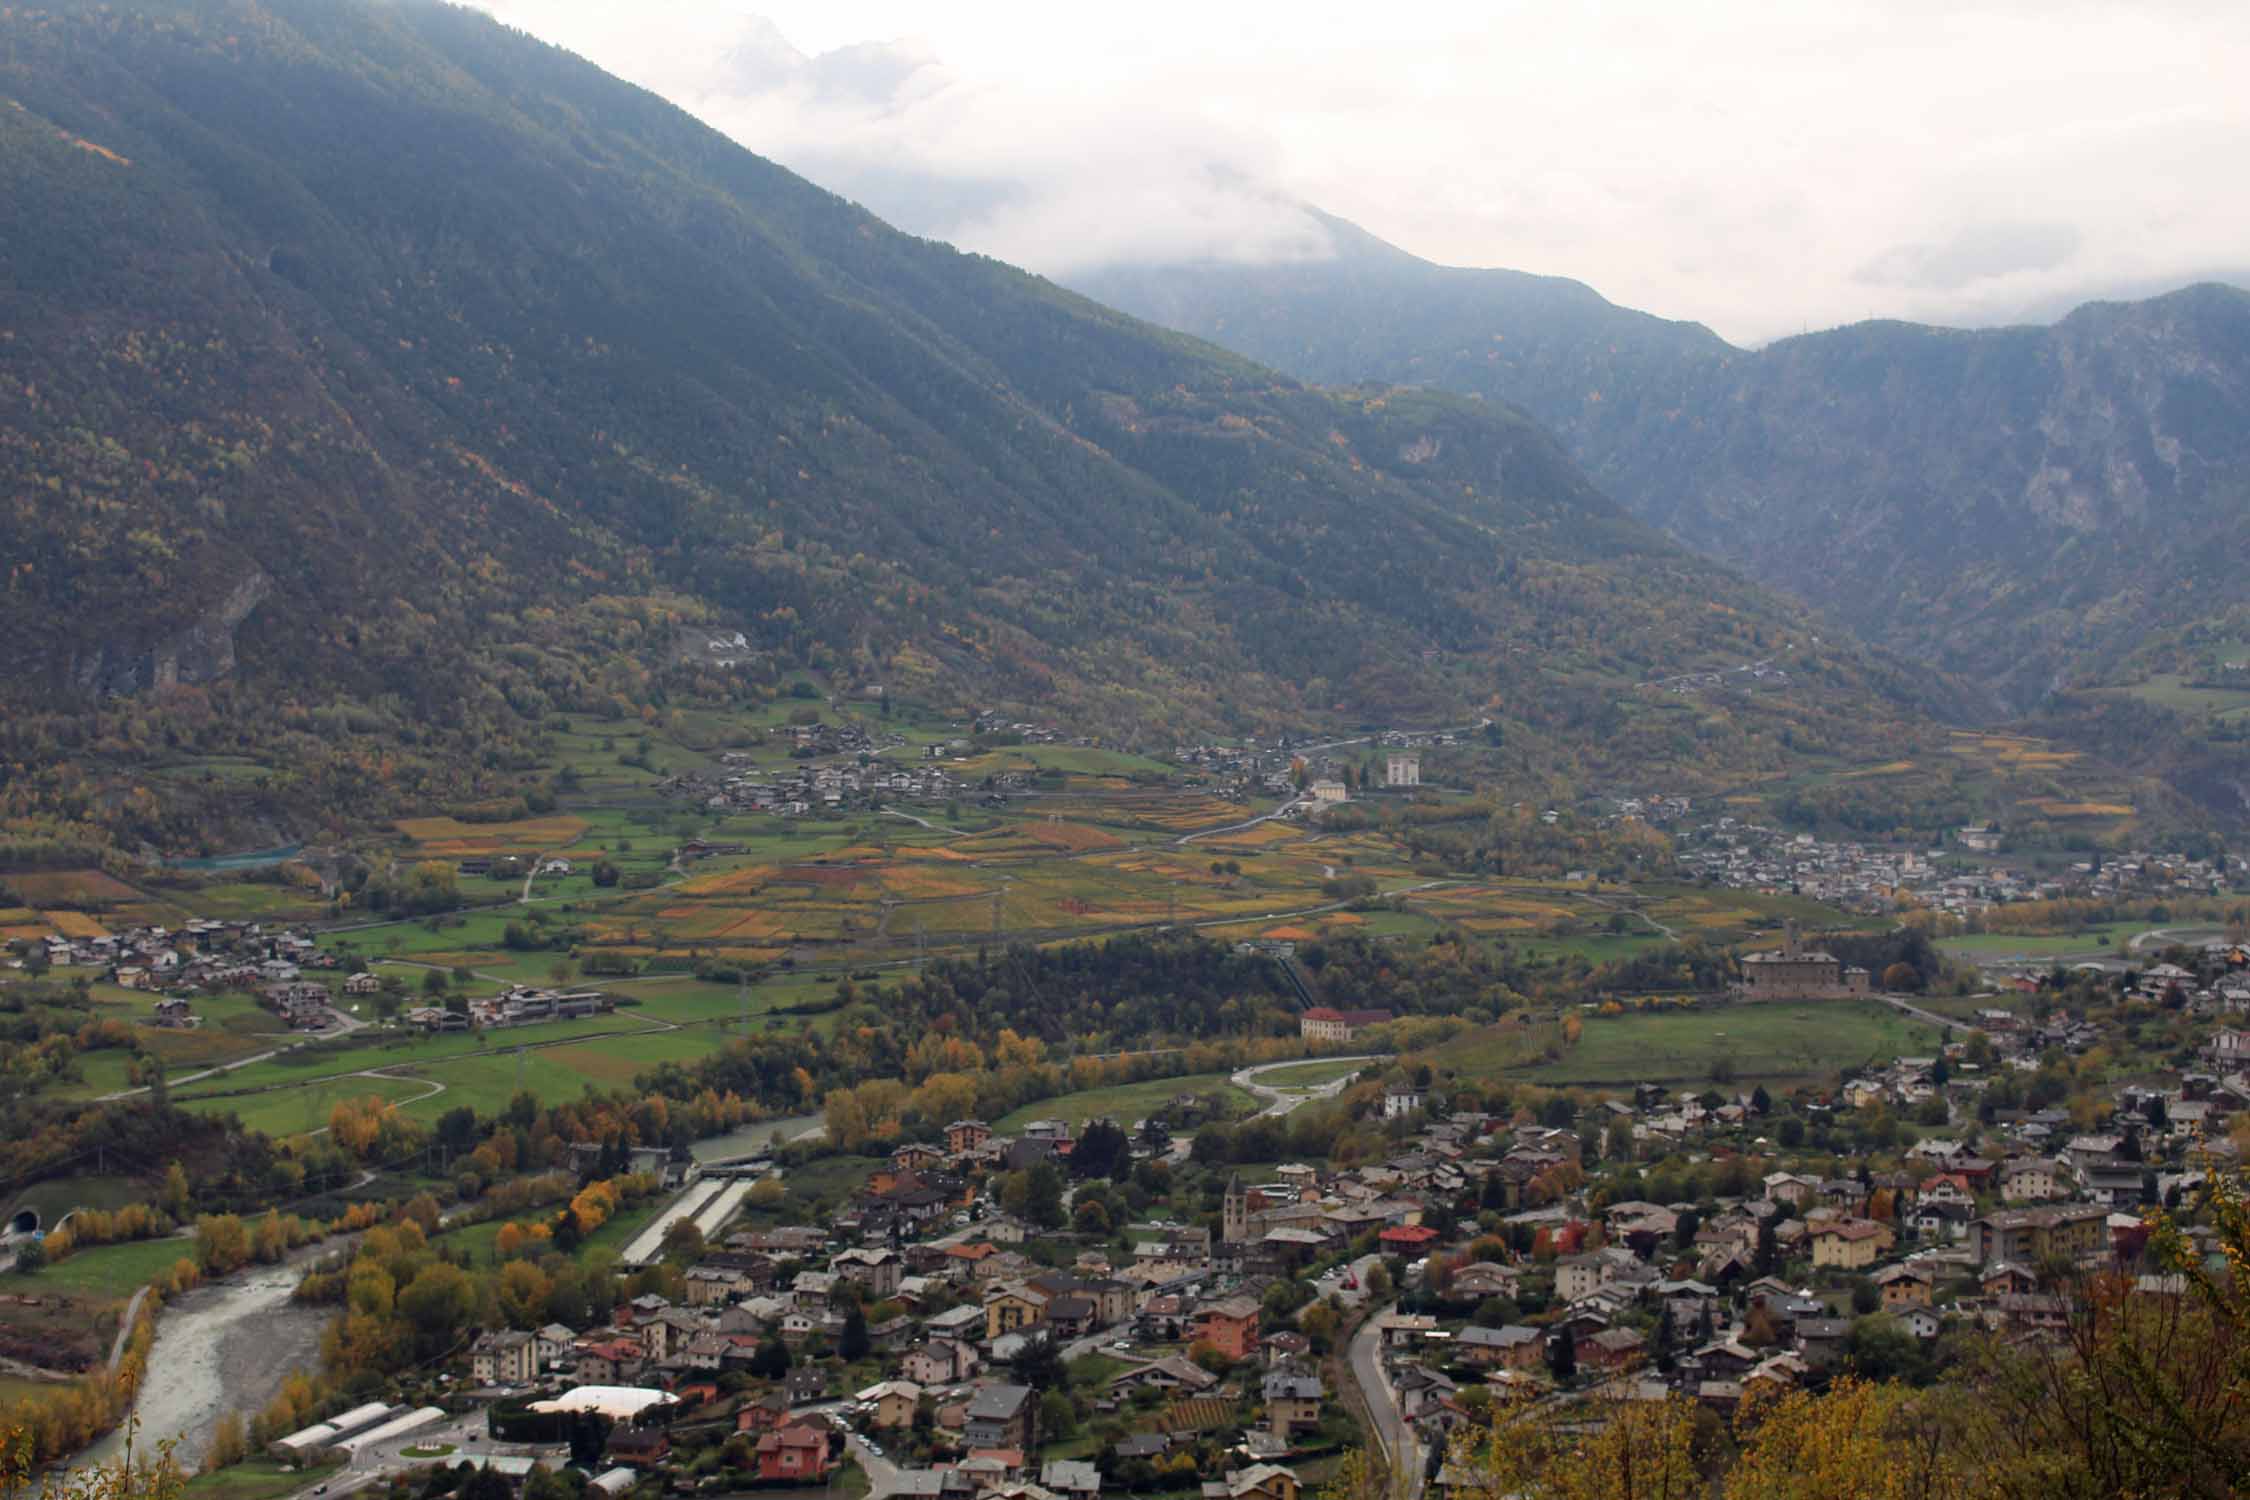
[1074,208,1735,460]
[1072,221,2250,714]
[0,0,1953,852]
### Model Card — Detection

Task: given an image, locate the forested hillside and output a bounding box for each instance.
[0,0,1951,853]
[1076,224,2250,712]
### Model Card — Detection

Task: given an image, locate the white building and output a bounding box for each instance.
[1385,752,1421,788]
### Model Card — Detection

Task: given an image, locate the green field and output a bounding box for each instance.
[1938,922,2146,958]
[579,1191,675,1259]
[1906,993,2010,1023]
[155,965,847,1137]
[181,1070,438,1138]
[6,1176,152,1236]
[435,1213,518,1266]
[0,1373,71,1406]
[387,1028,731,1121]
[994,1072,1256,1132]
[1509,931,1673,964]
[0,1236,187,1301]
[2106,673,2250,719]
[749,1155,887,1225]
[1253,1059,1374,1089]
[184,1459,343,1500]
[176,881,330,923]
[170,1010,650,1098]
[1451,1001,1943,1089]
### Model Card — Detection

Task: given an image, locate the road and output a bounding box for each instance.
[1345,1298,1419,1498]
[279,1408,531,1500]
[1232,1055,1390,1120]
[1291,722,1489,757]
[104,1287,151,1375]
[2130,925,2226,955]
[1873,992,1968,1032]
[1583,890,1678,942]
[879,808,959,834]
[844,1429,904,1498]
[1176,798,1306,846]
[100,1045,284,1101]
[300,1070,450,1136]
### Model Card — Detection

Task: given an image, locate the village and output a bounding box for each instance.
[1674,815,2232,924]
[657,714,1474,823]
[7,913,632,1043]
[224,927,2250,1500]
[7,702,2250,1500]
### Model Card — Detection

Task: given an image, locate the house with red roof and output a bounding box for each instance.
[756,1422,833,1482]
[1379,1224,1441,1255]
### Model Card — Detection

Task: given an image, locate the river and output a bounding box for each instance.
[76,1256,331,1473]
[688,1113,823,1162]
[161,843,306,872]
[69,1114,823,1474]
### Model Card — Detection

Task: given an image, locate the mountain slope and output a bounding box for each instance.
[1072,220,2250,714]
[0,0,1965,852]
[1074,208,1735,459]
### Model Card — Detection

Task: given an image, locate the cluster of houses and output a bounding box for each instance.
[405,986,614,1033]
[10,917,361,1032]
[1170,729,1464,806]
[697,762,968,817]
[1169,744,1299,801]
[1307,1089,2241,1464]
[29,918,339,996]
[1642,661,1794,698]
[1677,819,2234,923]
[1606,793,1694,828]
[969,713,1078,745]
[450,1114,1349,1500]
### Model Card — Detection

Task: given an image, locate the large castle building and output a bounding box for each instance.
[1736,922,1873,1000]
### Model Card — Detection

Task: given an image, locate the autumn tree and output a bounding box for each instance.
[497,1261,553,1328]
[160,1163,191,1219]
[1446,1393,1703,1500]
[1956,1166,2250,1499]
[396,1262,475,1358]
[1726,1379,1967,1499]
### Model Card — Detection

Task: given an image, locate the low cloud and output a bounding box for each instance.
[478,2,2250,345]
[1856,222,2083,293]
[498,8,1338,274]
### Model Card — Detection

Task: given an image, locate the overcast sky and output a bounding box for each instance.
[477,0,2250,345]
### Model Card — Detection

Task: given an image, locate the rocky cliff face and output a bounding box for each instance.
[1079,226,2250,712]
[69,570,272,698]
[1590,284,2250,706]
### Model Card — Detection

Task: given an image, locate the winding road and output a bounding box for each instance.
[1176,797,1307,846]
[2129,925,2227,955]
[1231,1055,1390,1119]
